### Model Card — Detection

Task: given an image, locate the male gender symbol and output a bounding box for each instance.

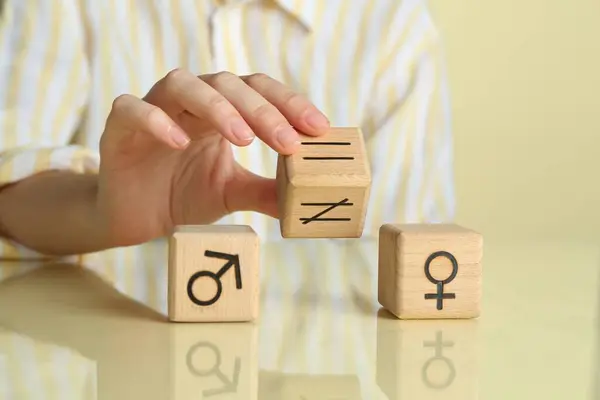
[187,250,242,307]
[186,341,241,396]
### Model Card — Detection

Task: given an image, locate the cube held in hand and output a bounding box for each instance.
[276,127,371,238]
[378,224,482,319]
[168,225,259,322]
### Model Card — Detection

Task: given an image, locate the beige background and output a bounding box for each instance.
[429,0,600,240]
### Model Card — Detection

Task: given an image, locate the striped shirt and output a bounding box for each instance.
[0,0,454,260]
[0,2,453,389]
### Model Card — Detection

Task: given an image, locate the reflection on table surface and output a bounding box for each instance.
[0,327,96,399]
[0,237,598,399]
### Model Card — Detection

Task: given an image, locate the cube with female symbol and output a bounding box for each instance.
[378,224,483,319]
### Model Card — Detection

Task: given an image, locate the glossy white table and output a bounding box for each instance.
[0,236,597,399]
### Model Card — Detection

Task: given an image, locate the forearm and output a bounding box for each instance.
[0,171,112,256]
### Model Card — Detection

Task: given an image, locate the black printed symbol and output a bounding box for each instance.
[301,141,355,160]
[187,250,242,307]
[424,251,458,310]
[422,331,455,389]
[186,342,240,397]
[299,198,353,224]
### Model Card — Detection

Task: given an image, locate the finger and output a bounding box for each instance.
[143,68,256,147]
[241,73,330,136]
[201,71,300,155]
[106,94,190,150]
[224,167,278,218]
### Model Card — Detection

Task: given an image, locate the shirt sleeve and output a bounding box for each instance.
[362,3,455,235]
[0,0,96,259]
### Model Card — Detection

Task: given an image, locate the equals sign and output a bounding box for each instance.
[301,141,354,160]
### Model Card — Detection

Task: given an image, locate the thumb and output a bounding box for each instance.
[224,167,279,219]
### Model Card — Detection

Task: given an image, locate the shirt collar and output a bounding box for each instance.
[273,0,315,31]
[216,0,316,31]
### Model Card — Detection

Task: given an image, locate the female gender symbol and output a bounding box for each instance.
[423,251,458,310]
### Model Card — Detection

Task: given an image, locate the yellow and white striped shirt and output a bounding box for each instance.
[1,0,454,381]
[0,0,454,260]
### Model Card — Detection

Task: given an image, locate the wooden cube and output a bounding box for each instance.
[168,225,259,322]
[376,316,479,399]
[378,224,482,319]
[276,127,371,238]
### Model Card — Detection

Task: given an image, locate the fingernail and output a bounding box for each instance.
[305,112,330,129]
[171,127,190,148]
[277,125,300,150]
[231,118,255,143]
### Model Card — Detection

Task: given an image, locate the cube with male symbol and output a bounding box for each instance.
[168,225,259,322]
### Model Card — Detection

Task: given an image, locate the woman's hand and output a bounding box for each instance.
[96,70,330,246]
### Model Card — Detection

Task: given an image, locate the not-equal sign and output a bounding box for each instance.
[301,141,354,160]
